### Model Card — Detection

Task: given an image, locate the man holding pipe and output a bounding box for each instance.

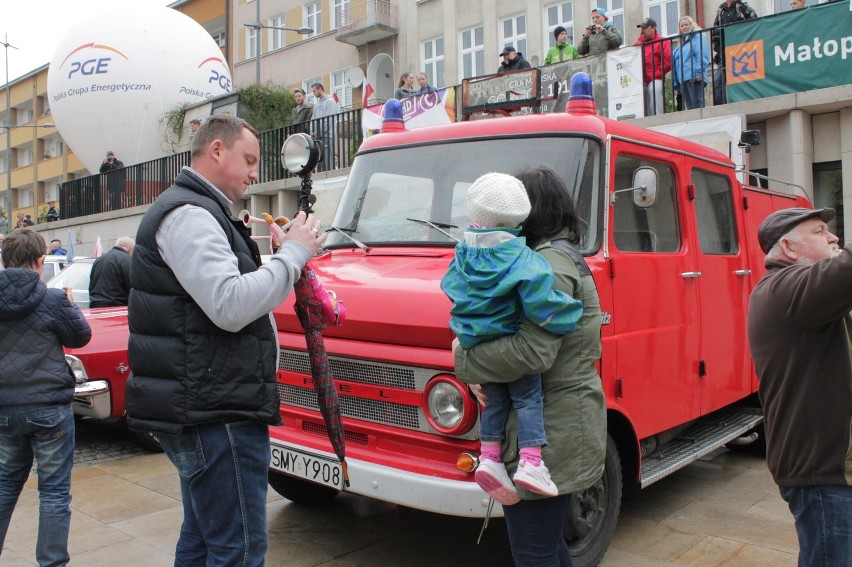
[125,114,325,566]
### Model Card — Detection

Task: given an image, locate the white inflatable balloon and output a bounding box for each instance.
[47,5,232,173]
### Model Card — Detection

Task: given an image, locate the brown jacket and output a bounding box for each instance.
[747,246,852,487]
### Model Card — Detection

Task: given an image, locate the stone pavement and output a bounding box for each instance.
[0,424,798,567]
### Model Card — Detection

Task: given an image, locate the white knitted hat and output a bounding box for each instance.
[467,172,531,229]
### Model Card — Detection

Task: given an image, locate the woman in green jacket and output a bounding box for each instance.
[545,26,579,65]
[454,166,607,566]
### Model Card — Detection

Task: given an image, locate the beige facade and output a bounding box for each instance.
[3,0,850,252]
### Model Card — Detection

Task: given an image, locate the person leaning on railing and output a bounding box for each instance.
[672,16,711,110]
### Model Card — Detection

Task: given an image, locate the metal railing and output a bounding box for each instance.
[60,109,363,220]
[338,0,398,31]
[636,26,725,115]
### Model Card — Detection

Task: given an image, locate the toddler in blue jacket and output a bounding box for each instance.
[441,172,583,504]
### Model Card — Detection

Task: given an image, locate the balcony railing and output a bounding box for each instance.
[59,109,363,221]
[336,0,398,46]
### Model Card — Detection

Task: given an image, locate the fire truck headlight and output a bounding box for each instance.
[423,375,477,435]
[65,354,89,384]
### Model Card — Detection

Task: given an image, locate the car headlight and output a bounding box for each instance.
[65,354,88,385]
[423,375,477,435]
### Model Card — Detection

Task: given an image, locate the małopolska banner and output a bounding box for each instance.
[724,0,852,103]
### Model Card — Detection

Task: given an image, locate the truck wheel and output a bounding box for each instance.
[565,435,622,567]
[130,429,163,453]
[268,470,340,505]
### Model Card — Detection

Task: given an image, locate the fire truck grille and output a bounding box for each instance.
[278,383,421,430]
[279,351,418,390]
[276,350,481,439]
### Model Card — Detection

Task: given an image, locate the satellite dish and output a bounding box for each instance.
[343,66,365,88]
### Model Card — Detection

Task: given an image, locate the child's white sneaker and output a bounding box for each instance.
[474,459,520,505]
[513,459,558,497]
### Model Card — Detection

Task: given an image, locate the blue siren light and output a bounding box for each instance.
[569,72,594,101]
[383,99,404,123]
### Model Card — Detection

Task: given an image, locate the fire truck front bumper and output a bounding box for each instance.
[269,438,502,518]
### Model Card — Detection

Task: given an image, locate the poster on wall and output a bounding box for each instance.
[606,47,644,120]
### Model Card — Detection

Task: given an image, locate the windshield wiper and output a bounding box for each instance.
[328,226,369,250]
[406,218,460,242]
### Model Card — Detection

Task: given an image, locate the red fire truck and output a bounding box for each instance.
[267,73,809,566]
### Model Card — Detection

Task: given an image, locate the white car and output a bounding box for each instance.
[46,257,94,308]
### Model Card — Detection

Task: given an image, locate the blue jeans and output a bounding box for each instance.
[503,494,573,567]
[681,79,705,110]
[480,375,547,448]
[159,420,271,567]
[779,485,852,567]
[0,404,75,567]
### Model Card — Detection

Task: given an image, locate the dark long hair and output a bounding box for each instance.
[515,166,582,246]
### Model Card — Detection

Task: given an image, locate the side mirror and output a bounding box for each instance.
[632,167,658,208]
[739,130,762,153]
[610,167,657,208]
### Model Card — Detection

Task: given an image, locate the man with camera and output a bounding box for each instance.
[577,7,622,57]
[98,151,126,211]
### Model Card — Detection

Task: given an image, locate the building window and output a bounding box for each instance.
[647,0,679,38]
[305,2,321,37]
[501,14,527,56]
[18,147,33,167]
[422,37,445,88]
[813,161,844,243]
[770,0,817,13]
[269,15,286,51]
[332,0,351,30]
[304,76,322,104]
[545,2,575,47]
[19,188,34,208]
[332,70,353,108]
[213,31,226,48]
[246,26,258,59]
[593,1,624,47]
[16,108,33,126]
[460,26,484,80]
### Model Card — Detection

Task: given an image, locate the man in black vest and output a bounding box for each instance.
[125,114,325,565]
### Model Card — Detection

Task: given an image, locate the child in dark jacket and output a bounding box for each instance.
[0,228,91,566]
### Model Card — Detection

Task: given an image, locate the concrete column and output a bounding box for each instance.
[840,108,852,239]
[766,109,814,200]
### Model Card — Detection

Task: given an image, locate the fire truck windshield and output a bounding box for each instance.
[325,136,603,252]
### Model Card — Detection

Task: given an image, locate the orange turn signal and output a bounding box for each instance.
[456,452,479,474]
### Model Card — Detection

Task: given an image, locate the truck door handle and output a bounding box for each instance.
[734,270,752,276]
[681,272,702,278]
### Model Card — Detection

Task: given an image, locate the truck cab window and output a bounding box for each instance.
[692,169,739,254]
[613,156,679,253]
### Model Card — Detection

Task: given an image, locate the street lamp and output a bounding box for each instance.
[243,23,314,84]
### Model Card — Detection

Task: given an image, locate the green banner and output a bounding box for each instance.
[725,0,852,102]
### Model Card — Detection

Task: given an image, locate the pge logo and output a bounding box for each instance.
[198,57,231,92]
[725,40,765,84]
[60,43,129,79]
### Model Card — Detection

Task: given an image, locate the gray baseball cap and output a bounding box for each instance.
[757,207,835,253]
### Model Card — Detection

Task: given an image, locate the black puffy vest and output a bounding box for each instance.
[125,169,281,435]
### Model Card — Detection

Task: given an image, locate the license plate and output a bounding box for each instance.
[270,443,344,491]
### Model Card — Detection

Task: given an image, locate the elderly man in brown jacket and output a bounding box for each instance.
[747,207,852,567]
